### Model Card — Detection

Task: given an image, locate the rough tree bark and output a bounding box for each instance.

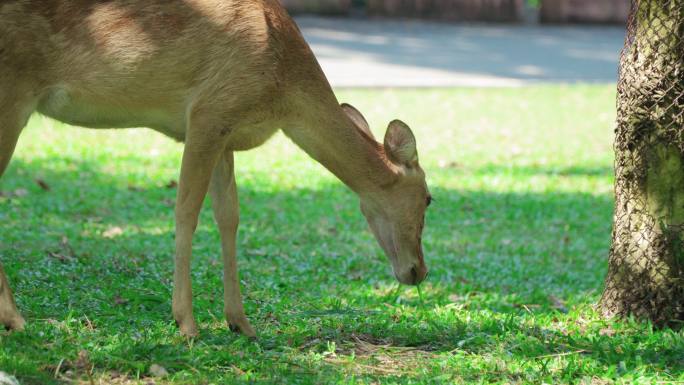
[600,0,684,327]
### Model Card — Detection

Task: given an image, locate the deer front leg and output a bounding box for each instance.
[209,151,255,337]
[0,96,32,331]
[171,121,226,338]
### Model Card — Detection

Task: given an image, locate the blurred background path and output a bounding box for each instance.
[295,17,626,87]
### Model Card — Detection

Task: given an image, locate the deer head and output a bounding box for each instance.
[342,104,430,285]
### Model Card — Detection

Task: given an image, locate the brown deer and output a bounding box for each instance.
[0,0,430,337]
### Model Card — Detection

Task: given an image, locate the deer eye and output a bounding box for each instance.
[426,195,433,207]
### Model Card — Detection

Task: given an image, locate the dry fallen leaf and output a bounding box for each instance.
[113,295,129,306]
[81,316,96,331]
[103,226,124,239]
[448,294,464,302]
[437,160,461,169]
[149,364,169,378]
[231,365,246,376]
[549,294,569,313]
[60,236,77,259]
[35,179,51,191]
[247,248,268,257]
[47,251,72,263]
[74,350,91,370]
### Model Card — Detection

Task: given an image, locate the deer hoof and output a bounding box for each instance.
[228,316,256,338]
[175,318,199,338]
[2,315,25,332]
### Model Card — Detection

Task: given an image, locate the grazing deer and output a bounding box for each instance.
[0,0,430,337]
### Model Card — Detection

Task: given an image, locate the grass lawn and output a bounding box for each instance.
[1,85,682,384]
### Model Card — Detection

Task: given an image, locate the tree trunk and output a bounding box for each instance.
[600,0,684,327]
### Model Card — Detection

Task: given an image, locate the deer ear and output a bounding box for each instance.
[341,103,374,140]
[384,120,418,166]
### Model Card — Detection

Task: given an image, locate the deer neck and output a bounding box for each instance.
[283,102,397,195]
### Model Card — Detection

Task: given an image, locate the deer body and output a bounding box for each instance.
[11,0,294,146]
[0,0,429,337]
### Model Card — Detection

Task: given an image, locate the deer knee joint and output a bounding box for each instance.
[175,211,199,234]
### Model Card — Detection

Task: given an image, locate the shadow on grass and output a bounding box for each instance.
[4,158,679,383]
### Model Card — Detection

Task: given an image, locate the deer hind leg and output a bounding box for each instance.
[0,90,35,331]
[0,265,24,331]
[171,110,231,337]
[209,150,255,337]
